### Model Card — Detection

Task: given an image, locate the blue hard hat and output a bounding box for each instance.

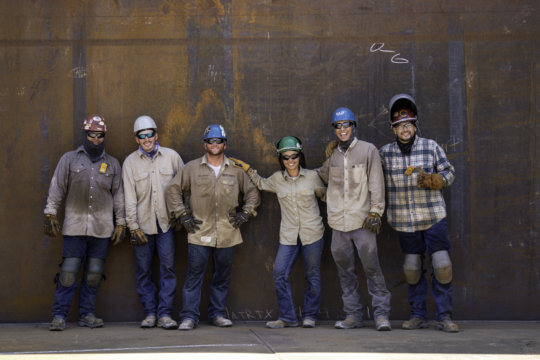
[332,107,356,124]
[203,124,227,140]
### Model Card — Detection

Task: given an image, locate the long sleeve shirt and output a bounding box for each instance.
[317,137,385,232]
[248,167,326,245]
[379,136,455,232]
[122,147,183,235]
[166,155,260,248]
[44,146,125,238]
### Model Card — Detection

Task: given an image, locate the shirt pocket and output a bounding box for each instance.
[219,176,238,198]
[134,171,150,198]
[96,165,114,190]
[69,165,87,184]
[351,164,366,184]
[159,167,174,188]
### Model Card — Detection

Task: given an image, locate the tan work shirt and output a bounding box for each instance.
[317,137,385,232]
[248,167,326,246]
[44,146,126,238]
[122,147,184,234]
[166,155,260,248]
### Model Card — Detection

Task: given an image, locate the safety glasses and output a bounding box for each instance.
[205,138,225,144]
[136,131,155,139]
[333,121,354,129]
[282,153,300,161]
[87,132,105,139]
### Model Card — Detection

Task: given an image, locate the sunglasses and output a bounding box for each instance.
[87,132,105,139]
[205,138,225,144]
[282,153,300,161]
[333,121,354,129]
[137,131,156,140]
[394,122,414,130]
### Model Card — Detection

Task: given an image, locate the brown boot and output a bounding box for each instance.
[402,317,429,330]
[436,318,459,333]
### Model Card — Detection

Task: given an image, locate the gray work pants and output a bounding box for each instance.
[331,228,391,319]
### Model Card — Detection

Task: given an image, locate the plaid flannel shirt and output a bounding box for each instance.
[379,136,455,232]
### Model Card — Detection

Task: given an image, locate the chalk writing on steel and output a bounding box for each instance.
[370,43,409,64]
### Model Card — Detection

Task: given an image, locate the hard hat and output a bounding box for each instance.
[203,124,227,140]
[389,94,418,125]
[275,136,303,154]
[82,115,107,132]
[332,107,356,125]
[133,115,157,134]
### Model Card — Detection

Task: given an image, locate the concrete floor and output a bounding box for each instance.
[0,321,538,360]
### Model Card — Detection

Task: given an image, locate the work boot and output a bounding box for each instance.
[266,319,299,329]
[436,318,459,333]
[375,316,392,331]
[178,319,195,331]
[158,316,178,329]
[402,317,429,330]
[49,316,66,331]
[335,315,363,329]
[302,318,316,328]
[212,316,233,327]
[78,313,104,328]
[140,315,156,328]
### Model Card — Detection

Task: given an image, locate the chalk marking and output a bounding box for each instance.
[370,43,409,64]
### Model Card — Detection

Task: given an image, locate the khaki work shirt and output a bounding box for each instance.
[317,137,385,232]
[166,155,260,248]
[44,146,125,238]
[123,147,184,234]
[248,167,326,246]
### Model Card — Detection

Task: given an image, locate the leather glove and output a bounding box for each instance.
[180,211,202,233]
[417,167,444,190]
[228,157,251,172]
[44,214,62,237]
[111,225,128,246]
[362,212,382,235]
[169,212,183,231]
[325,140,339,159]
[130,229,148,246]
[229,210,250,228]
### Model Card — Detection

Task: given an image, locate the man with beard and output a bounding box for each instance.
[166,124,260,331]
[44,115,126,331]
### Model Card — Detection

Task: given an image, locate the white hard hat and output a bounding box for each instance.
[133,115,157,134]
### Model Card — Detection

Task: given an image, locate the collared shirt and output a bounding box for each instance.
[379,136,455,232]
[248,167,326,245]
[166,155,260,248]
[123,147,184,235]
[44,146,125,238]
[317,137,385,232]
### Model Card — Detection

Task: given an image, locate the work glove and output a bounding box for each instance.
[44,214,62,238]
[325,140,339,159]
[362,212,382,235]
[228,157,251,172]
[180,211,202,234]
[111,225,128,246]
[130,229,148,246]
[169,212,183,231]
[229,210,250,228]
[416,167,444,190]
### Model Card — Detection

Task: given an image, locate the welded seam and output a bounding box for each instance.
[249,328,276,354]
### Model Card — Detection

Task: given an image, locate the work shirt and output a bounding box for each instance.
[123,147,183,235]
[44,146,125,238]
[166,155,260,248]
[379,136,455,232]
[317,137,385,232]
[248,167,326,246]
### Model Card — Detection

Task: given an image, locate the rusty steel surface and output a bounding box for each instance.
[0,1,538,322]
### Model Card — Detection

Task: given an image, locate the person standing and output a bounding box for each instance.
[318,107,392,331]
[44,115,126,331]
[379,94,459,332]
[122,115,184,329]
[166,124,260,330]
[229,136,326,328]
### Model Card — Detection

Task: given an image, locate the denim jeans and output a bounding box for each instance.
[179,243,235,324]
[398,218,453,321]
[133,228,176,318]
[273,237,324,323]
[52,236,109,319]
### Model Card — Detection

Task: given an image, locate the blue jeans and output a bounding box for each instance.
[273,238,324,323]
[398,218,453,321]
[180,243,235,324]
[133,228,176,318]
[52,236,109,319]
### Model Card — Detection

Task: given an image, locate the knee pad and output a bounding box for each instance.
[59,257,82,287]
[85,258,104,288]
[432,250,452,284]
[403,254,422,285]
